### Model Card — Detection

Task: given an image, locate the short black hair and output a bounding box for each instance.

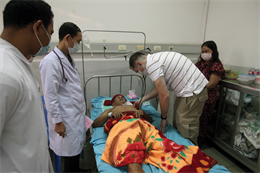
[58,22,81,41]
[129,52,147,68]
[3,0,54,29]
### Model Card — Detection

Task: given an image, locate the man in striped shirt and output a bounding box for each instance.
[129,51,208,146]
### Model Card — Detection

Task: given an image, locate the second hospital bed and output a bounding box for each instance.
[85,74,230,173]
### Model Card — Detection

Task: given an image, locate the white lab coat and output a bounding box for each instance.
[0,38,53,172]
[39,46,86,157]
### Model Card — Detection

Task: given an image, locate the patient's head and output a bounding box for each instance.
[104,94,127,106]
[112,94,127,106]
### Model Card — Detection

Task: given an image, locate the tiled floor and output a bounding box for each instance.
[51,134,256,173]
[202,139,255,173]
[79,135,97,172]
[49,131,98,173]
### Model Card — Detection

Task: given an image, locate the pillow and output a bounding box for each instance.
[101,99,113,112]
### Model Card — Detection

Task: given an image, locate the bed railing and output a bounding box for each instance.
[84,74,144,117]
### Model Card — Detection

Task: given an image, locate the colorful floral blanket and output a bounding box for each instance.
[101,111,217,173]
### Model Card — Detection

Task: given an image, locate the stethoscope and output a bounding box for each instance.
[53,50,68,83]
[138,75,147,110]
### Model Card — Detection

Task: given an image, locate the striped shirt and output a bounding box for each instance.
[146,51,208,97]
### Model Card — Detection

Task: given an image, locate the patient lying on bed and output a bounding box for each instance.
[92,94,217,173]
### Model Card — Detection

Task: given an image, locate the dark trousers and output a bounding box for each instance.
[197,101,217,148]
[63,154,80,173]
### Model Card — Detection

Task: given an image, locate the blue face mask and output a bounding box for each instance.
[68,36,80,54]
[35,42,50,56]
[33,23,51,56]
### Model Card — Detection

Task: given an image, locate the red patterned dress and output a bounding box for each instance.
[195,61,226,148]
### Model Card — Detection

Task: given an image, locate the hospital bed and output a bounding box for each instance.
[85,74,230,173]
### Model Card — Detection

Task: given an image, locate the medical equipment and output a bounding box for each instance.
[53,50,68,83]
[81,30,148,59]
[80,29,152,93]
[82,33,94,58]
[80,30,151,84]
[138,75,147,110]
[107,112,112,117]
[103,44,151,60]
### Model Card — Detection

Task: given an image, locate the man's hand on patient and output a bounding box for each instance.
[160,119,168,134]
[133,100,143,109]
[55,122,66,138]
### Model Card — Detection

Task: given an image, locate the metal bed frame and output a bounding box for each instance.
[84,74,145,117]
[84,74,144,172]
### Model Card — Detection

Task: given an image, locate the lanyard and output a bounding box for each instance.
[53,50,68,83]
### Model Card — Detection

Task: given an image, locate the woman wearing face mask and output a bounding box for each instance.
[195,40,226,149]
[39,22,89,172]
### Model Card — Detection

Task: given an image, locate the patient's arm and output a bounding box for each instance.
[92,106,129,128]
[92,108,114,128]
[113,106,153,124]
[92,106,154,128]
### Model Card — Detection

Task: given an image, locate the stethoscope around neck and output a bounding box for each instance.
[138,75,147,110]
[53,50,68,83]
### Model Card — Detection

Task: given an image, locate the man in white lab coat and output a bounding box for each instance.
[40,22,86,172]
[0,0,54,172]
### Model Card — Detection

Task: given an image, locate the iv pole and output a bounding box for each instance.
[81,30,148,87]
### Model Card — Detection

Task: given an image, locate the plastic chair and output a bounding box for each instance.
[41,95,62,173]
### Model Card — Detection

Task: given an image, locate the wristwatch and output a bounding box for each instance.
[161,115,167,120]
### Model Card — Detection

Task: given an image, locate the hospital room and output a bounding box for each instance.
[0,0,259,173]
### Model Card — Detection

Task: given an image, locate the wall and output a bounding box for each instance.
[1,0,258,67]
[0,0,204,110]
[0,0,259,110]
[205,0,259,69]
[0,0,209,44]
